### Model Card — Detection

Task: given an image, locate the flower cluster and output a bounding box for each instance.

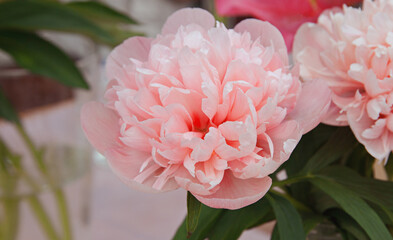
[81,8,331,209]
[294,0,393,160]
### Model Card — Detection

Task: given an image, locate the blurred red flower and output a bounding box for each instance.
[215,0,362,50]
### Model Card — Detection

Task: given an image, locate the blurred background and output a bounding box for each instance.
[0,0,367,239]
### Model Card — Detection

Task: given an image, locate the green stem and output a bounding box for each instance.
[15,124,45,172]
[270,188,313,213]
[54,189,72,240]
[27,196,60,240]
[0,139,20,240]
[2,197,20,240]
[15,123,73,240]
[271,174,312,188]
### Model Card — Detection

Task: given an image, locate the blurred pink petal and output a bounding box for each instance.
[161,8,215,35]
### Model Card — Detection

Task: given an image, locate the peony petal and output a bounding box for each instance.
[106,37,153,82]
[80,102,121,154]
[194,172,272,209]
[161,8,215,35]
[106,149,179,193]
[175,168,213,196]
[287,79,332,133]
[267,120,302,163]
[322,102,349,126]
[347,104,390,160]
[234,19,288,65]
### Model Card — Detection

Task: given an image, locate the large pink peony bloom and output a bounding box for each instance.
[215,0,362,50]
[81,8,331,209]
[294,0,393,160]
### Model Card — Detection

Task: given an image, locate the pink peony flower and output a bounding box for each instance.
[215,0,362,50]
[293,0,393,160]
[81,8,331,209]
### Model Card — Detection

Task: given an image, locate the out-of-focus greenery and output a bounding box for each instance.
[0,0,139,94]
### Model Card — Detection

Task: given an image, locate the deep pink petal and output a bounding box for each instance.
[194,172,272,209]
[161,8,215,35]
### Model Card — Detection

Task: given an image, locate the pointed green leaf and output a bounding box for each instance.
[0,0,113,44]
[311,177,393,240]
[66,1,137,24]
[172,204,223,240]
[301,127,358,173]
[208,198,271,240]
[283,124,337,176]
[186,192,202,238]
[0,30,88,89]
[318,166,393,210]
[0,88,19,123]
[302,212,325,234]
[267,193,306,240]
[327,209,369,240]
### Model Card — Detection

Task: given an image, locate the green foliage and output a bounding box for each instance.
[0,0,112,43]
[0,30,88,89]
[173,197,272,240]
[311,177,392,240]
[66,1,137,24]
[186,192,202,237]
[267,193,306,240]
[0,88,20,124]
[0,0,139,121]
[173,204,223,240]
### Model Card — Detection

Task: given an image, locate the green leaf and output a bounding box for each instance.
[283,124,337,176]
[302,212,325,234]
[172,204,223,240]
[0,30,88,89]
[0,0,113,44]
[208,198,271,240]
[186,192,202,237]
[267,192,306,240]
[309,187,339,213]
[327,209,369,240]
[318,166,393,210]
[301,127,358,173]
[311,177,393,240]
[0,88,19,123]
[66,1,137,24]
[271,224,280,240]
[344,144,374,177]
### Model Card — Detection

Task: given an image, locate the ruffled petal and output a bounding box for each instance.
[106,149,179,193]
[194,172,272,209]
